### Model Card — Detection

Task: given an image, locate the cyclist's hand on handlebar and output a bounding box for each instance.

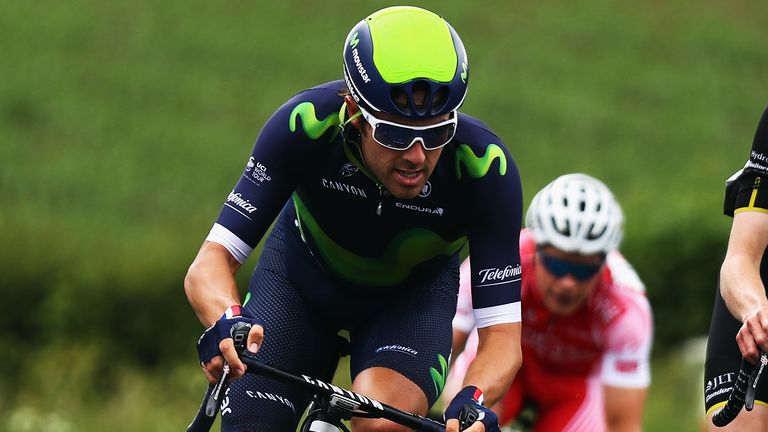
[445,418,487,432]
[196,306,265,384]
[444,386,500,432]
[737,306,768,364]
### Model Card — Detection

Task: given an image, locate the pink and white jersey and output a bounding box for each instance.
[448,229,653,430]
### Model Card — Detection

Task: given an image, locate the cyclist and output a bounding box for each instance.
[184,6,523,432]
[444,173,653,432]
[705,103,768,430]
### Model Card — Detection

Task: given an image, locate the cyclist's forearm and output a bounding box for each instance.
[720,211,768,322]
[450,329,469,366]
[721,253,768,322]
[604,385,646,432]
[460,322,521,405]
[185,241,243,327]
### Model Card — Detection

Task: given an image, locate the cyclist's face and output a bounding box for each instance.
[534,246,604,316]
[347,95,449,199]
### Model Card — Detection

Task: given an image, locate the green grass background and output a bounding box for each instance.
[2,0,767,430]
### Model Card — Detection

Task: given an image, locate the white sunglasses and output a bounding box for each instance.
[358,106,458,151]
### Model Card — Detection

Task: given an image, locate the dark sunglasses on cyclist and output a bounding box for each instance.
[539,251,604,281]
[358,105,457,151]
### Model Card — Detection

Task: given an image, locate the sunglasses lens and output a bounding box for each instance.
[420,123,456,150]
[374,125,415,150]
[541,254,602,281]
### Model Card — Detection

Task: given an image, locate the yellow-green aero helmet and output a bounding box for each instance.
[342,6,469,119]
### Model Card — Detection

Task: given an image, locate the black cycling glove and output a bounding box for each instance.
[196,305,264,364]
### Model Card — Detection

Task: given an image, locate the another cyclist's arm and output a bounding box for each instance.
[721,210,768,360]
[604,386,646,432]
[451,258,475,362]
[721,105,768,361]
[601,279,652,432]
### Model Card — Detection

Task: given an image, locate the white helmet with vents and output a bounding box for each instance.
[526,173,624,256]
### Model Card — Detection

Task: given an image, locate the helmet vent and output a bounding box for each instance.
[390,87,411,115]
[587,224,607,240]
[412,80,430,116]
[431,86,449,115]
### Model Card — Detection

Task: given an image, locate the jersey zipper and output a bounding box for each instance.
[376,185,384,215]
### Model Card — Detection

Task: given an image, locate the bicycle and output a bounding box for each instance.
[711,350,768,427]
[187,322,482,432]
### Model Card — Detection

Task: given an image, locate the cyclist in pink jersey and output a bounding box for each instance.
[444,173,653,432]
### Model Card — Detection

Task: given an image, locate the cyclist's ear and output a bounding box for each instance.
[344,95,363,130]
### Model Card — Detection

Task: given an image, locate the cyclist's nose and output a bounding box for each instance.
[402,138,427,164]
[555,273,580,288]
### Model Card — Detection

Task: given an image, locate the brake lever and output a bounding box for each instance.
[745,352,768,411]
[458,404,481,431]
[204,322,253,416]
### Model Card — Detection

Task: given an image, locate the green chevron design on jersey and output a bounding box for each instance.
[289,102,341,140]
[429,354,449,396]
[292,194,466,286]
[454,144,507,179]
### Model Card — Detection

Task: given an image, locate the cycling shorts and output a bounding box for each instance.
[705,286,768,414]
[220,206,459,431]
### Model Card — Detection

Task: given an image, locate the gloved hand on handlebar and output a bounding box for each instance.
[197,305,264,364]
[444,386,500,432]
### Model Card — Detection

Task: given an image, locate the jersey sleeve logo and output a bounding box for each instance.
[245,157,272,183]
[454,143,507,179]
[747,149,768,172]
[289,102,341,140]
[615,359,639,373]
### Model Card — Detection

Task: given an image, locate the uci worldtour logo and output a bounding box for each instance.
[246,157,272,183]
[478,264,522,286]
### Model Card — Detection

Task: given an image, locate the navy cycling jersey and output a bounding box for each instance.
[207,80,523,326]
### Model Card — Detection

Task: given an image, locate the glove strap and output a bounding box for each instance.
[221,305,242,319]
[469,386,484,404]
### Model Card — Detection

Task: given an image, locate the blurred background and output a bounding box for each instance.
[2,0,766,430]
